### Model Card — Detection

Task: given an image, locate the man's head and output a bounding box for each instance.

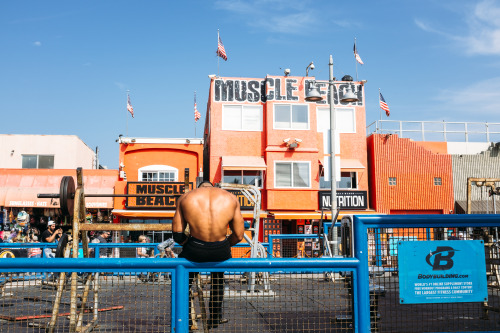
[48,220,56,230]
[198,180,214,188]
[101,231,111,239]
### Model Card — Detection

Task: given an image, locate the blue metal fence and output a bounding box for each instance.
[0,214,498,332]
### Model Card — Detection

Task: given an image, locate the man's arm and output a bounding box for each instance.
[44,229,61,243]
[227,198,245,246]
[172,194,188,245]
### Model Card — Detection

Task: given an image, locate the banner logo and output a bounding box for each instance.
[425,246,458,271]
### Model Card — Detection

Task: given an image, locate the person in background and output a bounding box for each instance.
[41,220,62,258]
[90,231,111,258]
[136,235,151,282]
[28,235,42,259]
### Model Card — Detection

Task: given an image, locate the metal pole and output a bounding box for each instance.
[329,55,338,256]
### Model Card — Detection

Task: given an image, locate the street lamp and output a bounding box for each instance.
[305,55,359,255]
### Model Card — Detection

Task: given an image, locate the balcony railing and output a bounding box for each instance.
[367,120,500,143]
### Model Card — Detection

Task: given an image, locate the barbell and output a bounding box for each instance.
[38,175,189,216]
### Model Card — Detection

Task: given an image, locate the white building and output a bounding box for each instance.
[0,134,97,169]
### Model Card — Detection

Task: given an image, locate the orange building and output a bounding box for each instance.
[367,134,454,214]
[112,137,204,231]
[203,74,373,249]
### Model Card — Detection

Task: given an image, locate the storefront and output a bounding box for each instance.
[0,168,117,241]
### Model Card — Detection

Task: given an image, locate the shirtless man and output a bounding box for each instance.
[172,181,244,329]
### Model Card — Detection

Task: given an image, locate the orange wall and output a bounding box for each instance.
[367,134,454,214]
[115,142,203,210]
[206,75,368,212]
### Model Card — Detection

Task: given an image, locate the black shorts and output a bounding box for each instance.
[178,237,231,263]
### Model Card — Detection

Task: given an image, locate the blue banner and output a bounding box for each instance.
[398,240,487,304]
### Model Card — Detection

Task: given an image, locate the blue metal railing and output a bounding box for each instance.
[0,257,362,333]
[353,214,500,332]
[1,214,497,332]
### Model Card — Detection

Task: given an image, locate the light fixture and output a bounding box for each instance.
[305,80,322,102]
[208,74,216,79]
[186,139,191,144]
[306,62,315,76]
[10,150,14,155]
[283,138,290,143]
[340,85,359,103]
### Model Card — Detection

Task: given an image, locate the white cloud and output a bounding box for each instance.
[114,82,126,90]
[416,0,500,55]
[33,41,42,47]
[434,76,500,116]
[214,0,350,35]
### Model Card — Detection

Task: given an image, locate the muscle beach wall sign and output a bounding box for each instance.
[126,182,193,209]
[213,78,364,106]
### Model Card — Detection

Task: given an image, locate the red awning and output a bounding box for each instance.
[0,169,117,209]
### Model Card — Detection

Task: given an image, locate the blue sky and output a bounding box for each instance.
[2,0,500,168]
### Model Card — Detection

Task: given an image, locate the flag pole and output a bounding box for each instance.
[354,37,358,81]
[379,88,382,133]
[194,91,197,137]
[217,29,220,77]
[126,90,129,137]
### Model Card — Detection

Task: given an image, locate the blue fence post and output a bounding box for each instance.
[174,264,189,333]
[353,216,371,333]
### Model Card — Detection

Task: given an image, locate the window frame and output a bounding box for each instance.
[274,161,311,189]
[222,170,263,188]
[320,171,358,189]
[434,177,442,186]
[388,177,397,186]
[138,165,179,182]
[317,107,356,134]
[273,103,310,130]
[221,104,263,131]
[21,154,54,169]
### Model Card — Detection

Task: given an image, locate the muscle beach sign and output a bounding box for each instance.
[213,78,364,106]
[126,182,193,209]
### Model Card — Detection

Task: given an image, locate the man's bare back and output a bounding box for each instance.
[172,182,244,246]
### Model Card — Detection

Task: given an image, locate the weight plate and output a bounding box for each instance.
[55,233,69,258]
[60,176,75,216]
[66,176,75,216]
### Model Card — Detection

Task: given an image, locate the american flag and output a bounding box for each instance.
[354,42,364,65]
[379,92,390,116]
[194,103,201,122]
[127,94,134,118]
[217,35,227,61]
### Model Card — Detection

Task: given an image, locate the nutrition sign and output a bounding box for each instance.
[398,240,487,304]
[126,182,193,209]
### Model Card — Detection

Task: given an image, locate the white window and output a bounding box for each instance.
[275,162,310,188]
[138,165,178,182]
[274,104,309,130]
[317,107,356,133]
[223,170,263,188]
[22,155,54,169]
[320,171,357,189]
[222,105,262,131]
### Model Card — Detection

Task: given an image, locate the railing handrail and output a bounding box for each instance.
[366,119,500,142]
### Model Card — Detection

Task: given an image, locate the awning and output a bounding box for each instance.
[340,159,365,169]
[0,169,117,209]
[269,210,378,220]
[222,156,267,171]
[319,158,365,169]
